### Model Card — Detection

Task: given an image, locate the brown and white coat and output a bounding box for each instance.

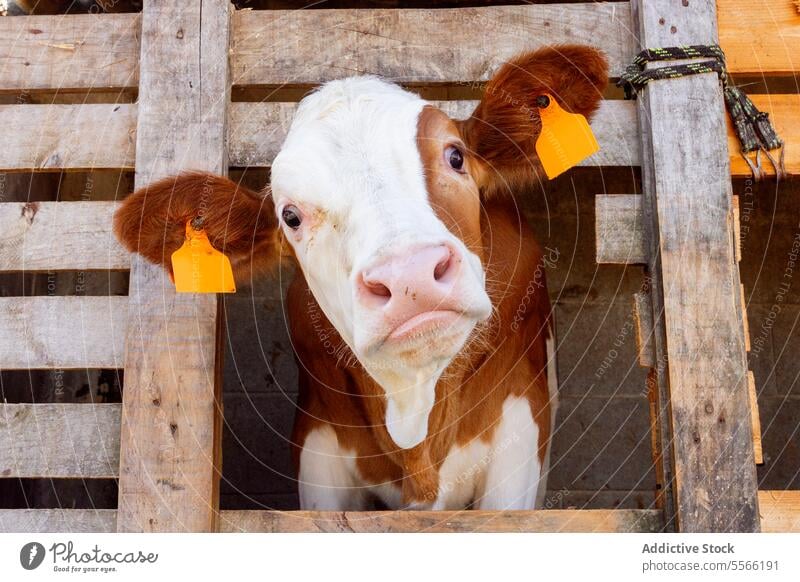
[114,45,608,510]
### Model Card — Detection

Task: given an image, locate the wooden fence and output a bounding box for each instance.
[0,0,798,533]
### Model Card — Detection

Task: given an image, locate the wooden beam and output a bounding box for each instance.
[633,291,655,367]
[726,94,800,178]
[0,104,137,171]
[220,509,664,533]
[3,493,799,533]
[0,296,127,369]
[0,509,117,533]
[717,0,800,77]
[0,202,128,271]
[232,3,635,86]
[229,99,640,168]
[0,404,120,478]
[759,491,800,533]
[0,509,662,533]
[747,371,764,465]
[632,0,760,532]
[0,96,790,175]
[116,0,231,534]
[595,194,647,264]
[0,14,140,94]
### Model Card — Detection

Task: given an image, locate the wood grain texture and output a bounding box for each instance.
[116,0,231,533]
[0,509,662,533]
[0,104,137,171]
[633,291,655,368]
[595,194,647,264]
[633,0,760,532]
[759,491,800,533]
[232,3,635,86]
[3,494,798,533]
[219,509,664,533]
[0,13,140,93]
[0,95,787,174]
[229,99,640,168]
[747,371,763,465]
[727,94,800,178]
[0,296,127,369]
[0,509,117,533]
[718,0,800,76]
[0,404,120,478]
[0,201,128,271]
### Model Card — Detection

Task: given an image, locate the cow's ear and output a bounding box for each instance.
[113,172,281,282]
[461,45,608,197]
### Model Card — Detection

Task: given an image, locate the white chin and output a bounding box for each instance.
[386,404,428,449]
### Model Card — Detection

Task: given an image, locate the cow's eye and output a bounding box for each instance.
[281,205,303,230]
[445,145,465,173]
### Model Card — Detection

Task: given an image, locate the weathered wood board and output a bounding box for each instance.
[632,0,760,532]
[0,13,140,93]
[0,1,792,93]
[0,104,137,171]
[220,509,664,533]
[0,202,128,271]
[2,96,789,175]
[718,0,800,77]
[232,3,635,85]
[0,296,127,369]
[595,194,647,264]
[116,0,231,533]
[4,491,798,533]
[0,404,120,478]
[0,509,665,533]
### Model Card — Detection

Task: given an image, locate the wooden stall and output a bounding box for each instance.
[0,0,798,533]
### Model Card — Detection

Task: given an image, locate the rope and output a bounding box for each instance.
[617,45,785,180]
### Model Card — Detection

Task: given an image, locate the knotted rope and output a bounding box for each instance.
[617,45,785,180]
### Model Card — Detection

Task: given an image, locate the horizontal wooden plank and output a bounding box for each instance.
[759,490,800,532]
[0,103,136,171]
[232,3,635,85]
[0,14,140,93]
[0,404,120,478]
[1,96,787,176]
[229,99,640,168]
[220,509,664,533]
[727,94,800,177]
[0,296,127,369]
[1,509,661,533]
[0,202,129,271]
[595,194,647,264]
[0,509,116,533]
[718,0,800,76]
[4,491,796,532]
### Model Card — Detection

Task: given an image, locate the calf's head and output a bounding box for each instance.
[115,45,607,449]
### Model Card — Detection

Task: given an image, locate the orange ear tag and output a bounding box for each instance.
[171,222,236,294]
[534,94,600,179]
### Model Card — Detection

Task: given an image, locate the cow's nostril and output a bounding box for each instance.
[362,277,392,298]
[433,252,452,281]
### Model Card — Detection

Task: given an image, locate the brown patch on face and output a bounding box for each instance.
[416,106,484,262]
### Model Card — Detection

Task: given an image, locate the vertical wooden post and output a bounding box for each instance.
[117,0,232,532]
[632,0,760,531]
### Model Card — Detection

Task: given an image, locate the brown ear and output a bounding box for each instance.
[461,45,608,196]
[113,172,280,281]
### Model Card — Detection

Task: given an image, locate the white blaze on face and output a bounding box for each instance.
[271,77,492,449]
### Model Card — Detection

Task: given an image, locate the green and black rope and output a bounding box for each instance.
[617,45,785,180]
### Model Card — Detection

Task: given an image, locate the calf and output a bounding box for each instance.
[114,45,607,510]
